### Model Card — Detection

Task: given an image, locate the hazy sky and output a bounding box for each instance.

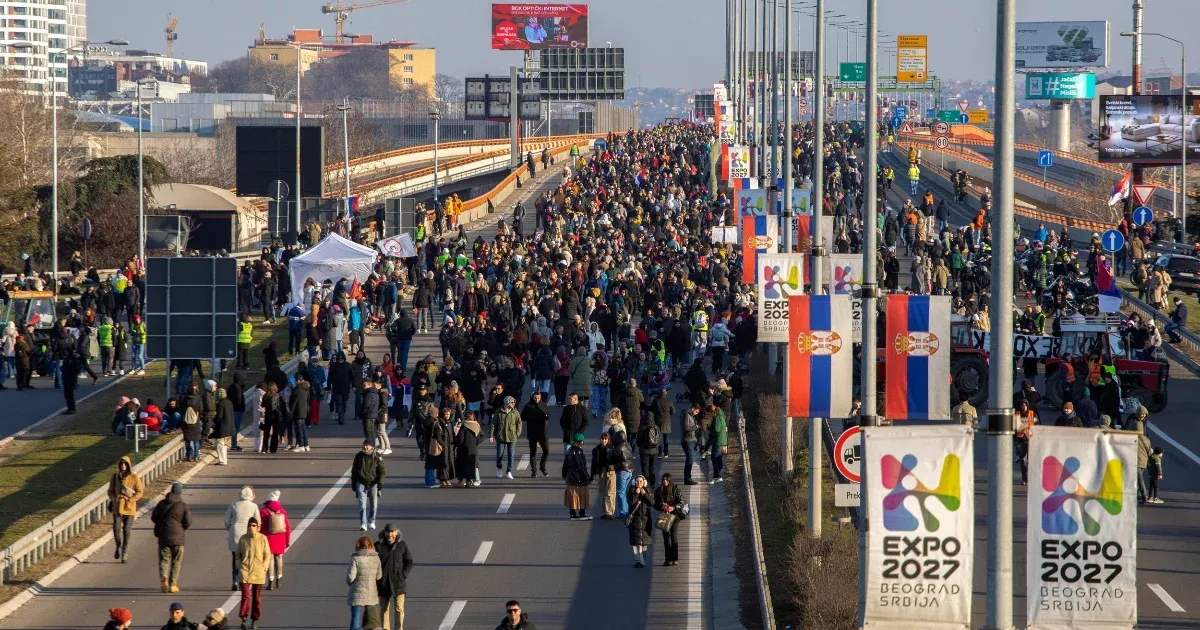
[88,0,1199,88]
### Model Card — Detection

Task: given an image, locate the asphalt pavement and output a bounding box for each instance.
[0,362,124,442]
[0,156,716,630]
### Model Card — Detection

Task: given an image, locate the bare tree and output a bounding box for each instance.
[434,73,464,103]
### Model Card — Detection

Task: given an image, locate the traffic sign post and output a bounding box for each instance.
[1133,206,1154,227]
[1101,229,1126,253]
[959,113,970,124]
[834,483,861,508]
[894,105,909,119]
[926,108,937,119]
[839,62,866,83]
[1132,184,1157,207]
[933,121,950,136]
[936,136,949,149]
[938,109,959,123]
[833,426,862,483]
[891,116,903,131]
[957,100,970,114]
[1038,150,1053,188]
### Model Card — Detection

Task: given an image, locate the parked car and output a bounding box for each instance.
[1155,254,1200,296]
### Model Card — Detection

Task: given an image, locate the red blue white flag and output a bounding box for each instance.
[787,294,854,418]
[741,214,778,284]
[1096,255,1122,313]
[1108,171,1132,206]
[885,295,952,421]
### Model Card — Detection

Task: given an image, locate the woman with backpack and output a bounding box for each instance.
[258,490,291,591]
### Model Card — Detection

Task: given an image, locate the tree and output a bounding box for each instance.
[318,103,394,193]
[307,48,397,101]
[434,73,464,104]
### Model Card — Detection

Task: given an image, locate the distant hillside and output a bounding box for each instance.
[626,87,705,127]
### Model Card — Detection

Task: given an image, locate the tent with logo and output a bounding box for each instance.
[287,233,377,304]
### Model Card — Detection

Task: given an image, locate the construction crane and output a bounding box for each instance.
[165,14,179,57]
[321,0,406,44]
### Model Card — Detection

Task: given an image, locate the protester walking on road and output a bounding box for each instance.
[224,486,259,591]
[559,393,590,455]
[259,490,291,590]
[592,431,616,518]
[236,517,271,629]
[454,411,484,487]
[563,433,593,520]
[346,536,383,630]
[213,387,235,465]
[626,474,654,567]
[496,600,538,630]
[491,395,522,478]
[150,482,191,593]
[162,602,198,630]
[376,523,414,630]
[654,473,685,566]
[352,440,386,529]
[522,391,551,477]
[107,456,143,564]
[708,403,728,483]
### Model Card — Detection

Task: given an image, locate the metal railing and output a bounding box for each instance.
[737,418,777,630]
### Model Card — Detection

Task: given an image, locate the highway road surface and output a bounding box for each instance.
[884,153,1200,628]
[0,159,717,630]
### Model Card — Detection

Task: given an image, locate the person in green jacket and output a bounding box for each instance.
[97,316,115,376]
[707,403,728,484]
[491,396,523,479]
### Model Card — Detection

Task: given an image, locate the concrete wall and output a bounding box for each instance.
[85,131,216,161]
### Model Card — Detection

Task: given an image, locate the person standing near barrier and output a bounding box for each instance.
[224,485,259,592]
[213,387,235,465]
[106,456,143,564]
[151,482,191,593]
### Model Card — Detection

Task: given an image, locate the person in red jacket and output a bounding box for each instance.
[139,399,164,433]
[259,489,292,591]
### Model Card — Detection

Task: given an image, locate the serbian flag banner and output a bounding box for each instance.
[741,214,778,284]
[885,295,952,421]
[1096,256,1123,313]
[1108,171,1132,207]
[787,295,854,418]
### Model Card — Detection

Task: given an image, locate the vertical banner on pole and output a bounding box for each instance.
[757,253,805,342]
[827,253,864,342]
[729,144,751,181]
[864,424,974,628]
[738,188,769,216]
[1026,426,1138,630]
[885,295,951,421]
[740,214,778,284]
[786,294,854,418]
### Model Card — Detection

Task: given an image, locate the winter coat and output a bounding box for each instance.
[150,491,191,546]
[454,419,483,474]
[259,500,291,555]
[352,449,386,488]
[521,401,550,441]
[650,392,675,435]
[346,548,383,606]
[559,404,591,443]
[620,387,644,435]
[496,613,539,630]
[376,536,414,598]
[213,397,236,439]
[568,355,592,397]
[289,380,311,420]
[327,360,354,395]
[562,444,592,486]
[626,486,654,546]
[491,407,523,443]
[223,490,259,553]
[237,530,272,585]
[107,456,143,517]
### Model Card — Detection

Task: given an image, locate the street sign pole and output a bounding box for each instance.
[807,0,827,542]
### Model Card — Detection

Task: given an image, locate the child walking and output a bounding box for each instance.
[1147,446,1164,504]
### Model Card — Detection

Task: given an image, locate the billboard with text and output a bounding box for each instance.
[491,4,589,51]
[1016,21,1108,69]
[1098,95,1200,164]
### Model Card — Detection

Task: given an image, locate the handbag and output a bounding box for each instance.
[429,438,444,457]
[656,511,677,532]
[676,501,690,519]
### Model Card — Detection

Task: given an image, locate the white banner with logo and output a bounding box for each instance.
[827,253,864,342]
[376,233,417,258]
[729,144,751,180]
[757,253,805,342]
[864,424,974,629]
[1027,426,1137,630]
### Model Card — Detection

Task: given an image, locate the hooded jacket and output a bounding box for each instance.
[223,487,259,553]
[107,456,143,516]
[150,490,191,546]
[237,528,271,585]
[495,613,539,630]
[376,529,414,599]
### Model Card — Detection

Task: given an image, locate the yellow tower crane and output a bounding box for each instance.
[165,14,179,57]
[321,0,407,44]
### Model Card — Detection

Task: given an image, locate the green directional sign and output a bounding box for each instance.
[938,110,960,123]
[839,62,866,83]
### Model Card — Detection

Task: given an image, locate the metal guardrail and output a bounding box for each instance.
[737,418,777,630]
[1117,287,1200,362]
[0,354,299,585]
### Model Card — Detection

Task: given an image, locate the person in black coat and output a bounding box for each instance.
[376,524,414,629]
[653,473,685,566]
[260,383,286,453]
[327,352,354,424]
[150,482,191,592]
[558,393,590,455]
[522,392,551,477]
[453,412,484,487]
[212,388,235,465]
[626,474,654,567]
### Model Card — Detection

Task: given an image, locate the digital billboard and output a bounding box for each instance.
[1015,21,1108,69]
[235,126,324,198]
[491,4,588,51]
[1098,95,1200,164]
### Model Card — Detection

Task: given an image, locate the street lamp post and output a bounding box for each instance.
[429,109,442,205]
[1123,31,1187,238]
[338,98,353,213]
[291,42,323,243]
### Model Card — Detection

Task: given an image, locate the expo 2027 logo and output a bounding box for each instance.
[881,453,962,532]
[762,264,800,299]
[1041,456,1123,536]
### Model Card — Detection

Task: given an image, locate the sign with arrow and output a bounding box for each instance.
[1101,229,1126,253]
[1037,151,1053,168]
[1132,184,1156,207]
[1133,206,1154,227]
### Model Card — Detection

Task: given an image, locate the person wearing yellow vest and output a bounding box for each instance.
[131,315,147,375]
[237,314,253,370]
[97,316,115,376]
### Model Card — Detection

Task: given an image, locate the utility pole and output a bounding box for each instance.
[808,0,827,540]
[985,1,1017,629]
[295,46,302,244]
[510,65,520,169]
[1132,0,1144,187]
[857,0,880,621]
[770,0,780,184]
[758,0,768,184]
[781,0,794,480]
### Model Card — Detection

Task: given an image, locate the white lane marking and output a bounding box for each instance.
[517,454,530,470]
[1147,422,1200,467]
[472,541,494,564]
[439,600,468,630]
[220,464,353,614]
[1149,583,1187,612]
[686,486,703,629]
[497,493,516,514]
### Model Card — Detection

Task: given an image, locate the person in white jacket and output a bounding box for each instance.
[223,485,259,592]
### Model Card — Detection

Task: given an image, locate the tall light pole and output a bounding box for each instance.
[430,108,442,204]
[291,42,322,243]
[1124,31,1187,238]
[338,98,353,212]
[136,77,155,264]
[985,0,1017,628]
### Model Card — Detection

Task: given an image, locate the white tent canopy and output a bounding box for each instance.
[288,234,377,304]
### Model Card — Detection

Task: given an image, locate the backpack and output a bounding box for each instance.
[681,412,697,436]
[643,423,661,448]
[183,407,199,425]
[266,508,286,535]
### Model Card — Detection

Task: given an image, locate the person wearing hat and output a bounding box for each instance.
[259,489,291,590]
[107,455,143,563]
[236,516,271,629]
[151,482,191,593]
[104,607,133,630]
[562,432,593,520]
[376,523,413,630]
[491,395,522,479]
[202,608,229,630]
[351,440,386,530]
[161,602,198,630]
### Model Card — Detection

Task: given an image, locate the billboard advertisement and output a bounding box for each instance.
[1025,72,1096,99]
[1098,95,1200,164]
[491,4,589,51]
[1015,21,1108,69]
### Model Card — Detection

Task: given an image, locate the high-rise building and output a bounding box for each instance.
[0,0,87,93]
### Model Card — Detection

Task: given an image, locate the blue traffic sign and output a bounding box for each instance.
[894,106,909,118]
[926,108,937,119]
[891,117,903,130]
[1037,150,1053,168]
[1101,229,1126,253]
[1133,206,1154,227]
[958,113,970,124]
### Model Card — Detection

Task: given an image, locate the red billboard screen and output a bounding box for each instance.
[491,4,589,51]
